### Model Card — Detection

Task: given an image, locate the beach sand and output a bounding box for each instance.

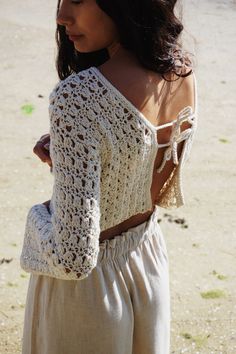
[0,0,235,352]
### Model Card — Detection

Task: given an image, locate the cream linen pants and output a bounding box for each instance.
[21,205,170,354]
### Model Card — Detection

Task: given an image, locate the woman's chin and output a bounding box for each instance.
[74,44,96,54]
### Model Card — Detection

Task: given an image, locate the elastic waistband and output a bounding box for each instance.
[97,206,160,263]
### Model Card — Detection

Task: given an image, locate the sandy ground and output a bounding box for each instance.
[0,0,236,353]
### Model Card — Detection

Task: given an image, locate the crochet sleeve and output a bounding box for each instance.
[20,74,102,281]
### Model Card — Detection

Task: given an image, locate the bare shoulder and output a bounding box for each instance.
[97,59,195,127]
[159,70,196,122]
[97,60,157,100]
[97,60,165,126]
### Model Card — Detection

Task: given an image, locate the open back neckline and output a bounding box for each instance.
[90,66,197,134]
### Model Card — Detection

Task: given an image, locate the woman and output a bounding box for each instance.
[20,0,198,353]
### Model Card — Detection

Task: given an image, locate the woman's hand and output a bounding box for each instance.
[33,134,52,168]
[43,200,51,213]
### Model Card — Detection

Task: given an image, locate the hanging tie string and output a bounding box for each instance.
[156,106,196,173]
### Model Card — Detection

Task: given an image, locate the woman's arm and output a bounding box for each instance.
[33,133,52,167]
[20,74,102,281]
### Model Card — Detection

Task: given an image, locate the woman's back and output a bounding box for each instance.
[97,53,197,241]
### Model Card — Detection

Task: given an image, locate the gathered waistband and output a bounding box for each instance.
[97,206,160,263]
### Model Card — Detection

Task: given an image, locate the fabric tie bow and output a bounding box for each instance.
[156,106,195,173]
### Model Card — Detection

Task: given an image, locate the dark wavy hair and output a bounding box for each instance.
[55,0,193,81]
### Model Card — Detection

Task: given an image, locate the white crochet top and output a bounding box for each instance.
[20,66,198,281]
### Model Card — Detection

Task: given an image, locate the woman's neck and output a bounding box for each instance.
[107,41,139,66]
[107,41,122,58]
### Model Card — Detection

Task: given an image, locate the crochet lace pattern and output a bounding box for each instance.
[20,66,198,280]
